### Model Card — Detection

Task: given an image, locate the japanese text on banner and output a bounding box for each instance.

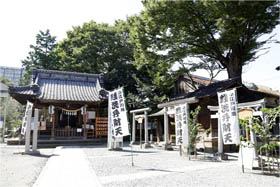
[109,88,129,138]
[175,104,189,145]
[21,101,33,135]
[218,89,240,145]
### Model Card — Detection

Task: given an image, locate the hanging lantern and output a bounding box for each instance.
[48,105,54,114]
[81,106,86,115]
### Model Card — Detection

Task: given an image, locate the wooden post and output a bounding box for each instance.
[156,117,160,143]
[32,109,39,152]
[51,113,55,139]
[83,114,87,139]
[164,107,169,147]
[144,111,148,145]
[179,145,182,156]
[140,122,142,148]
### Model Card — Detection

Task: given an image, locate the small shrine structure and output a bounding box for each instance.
[9,69,108,141]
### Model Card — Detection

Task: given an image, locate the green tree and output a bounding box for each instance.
[130,1,279,83]
[241,106,280,172]
[56,21,153,109]
[5,99,24,135]
[0,77,13,86]
[21,29,58,85]
[188,106,202,156]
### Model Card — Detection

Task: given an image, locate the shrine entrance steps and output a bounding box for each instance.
[6,138,107,148]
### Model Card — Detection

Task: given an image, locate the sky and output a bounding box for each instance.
[0,0,279,91]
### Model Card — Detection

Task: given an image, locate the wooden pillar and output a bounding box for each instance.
[140,121,143,148]
[83,114,87,139]
[51,113,55,139]
[156,117,160,143]
[144,111,148,144]
[132,113,136,143]
[164,107,169,145]
[96,108,100,118]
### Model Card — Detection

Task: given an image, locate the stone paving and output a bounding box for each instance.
[33,146,101,187]
[1,144,279,187]
[83,144,280,187]
[0,144,54,187]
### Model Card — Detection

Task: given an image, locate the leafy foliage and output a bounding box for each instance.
[1,98,24,137]
[55,21,139,108]
[240,106,280,172]
[0,77,13,86]
[21,30,58,85]
[252,106,280,148]
[55,21,159,110]
[188,106,204,155]
[130,1,280,82]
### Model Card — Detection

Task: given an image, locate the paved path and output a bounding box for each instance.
[33,146,101,187]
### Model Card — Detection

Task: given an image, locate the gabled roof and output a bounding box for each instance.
[171,78,243,101]
[9,69,107,103]
[183,74,218,86]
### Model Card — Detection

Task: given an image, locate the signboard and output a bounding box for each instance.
[218,88,240,145]
[175,104,189,145]
[108,88,129,139]
[87,111,96,119]
[21,101,33,135]
[238,109,253,120]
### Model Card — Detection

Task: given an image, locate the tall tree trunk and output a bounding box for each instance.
[226,56,243,83]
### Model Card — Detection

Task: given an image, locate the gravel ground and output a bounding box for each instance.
[0,144,54,187]
[83,144,280,187]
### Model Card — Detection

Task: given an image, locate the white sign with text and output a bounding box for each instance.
[218,89,240,145]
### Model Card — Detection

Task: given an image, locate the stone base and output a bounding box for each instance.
[27,150,41,155]
[108,147,123,151]
[214,152,228,160]
[143,143,152,149]
[164,144,173,151]
[13,150,41,155]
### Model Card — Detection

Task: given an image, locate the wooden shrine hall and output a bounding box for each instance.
[9,69,108,141]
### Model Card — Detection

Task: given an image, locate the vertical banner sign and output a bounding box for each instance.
[21,101,33,135]
[175,104,188,145]
[108,100,123,143]
[108,88,129,139]
[218,88,240,145]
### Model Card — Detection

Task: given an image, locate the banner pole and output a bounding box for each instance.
[240,142,244,173]
[186,103,191,160]
[130,133,134,166]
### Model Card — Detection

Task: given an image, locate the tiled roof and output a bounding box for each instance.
[183,74,218,86]
[9,69,106,102]
[171,78,242,101]
[9,85,37,96]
